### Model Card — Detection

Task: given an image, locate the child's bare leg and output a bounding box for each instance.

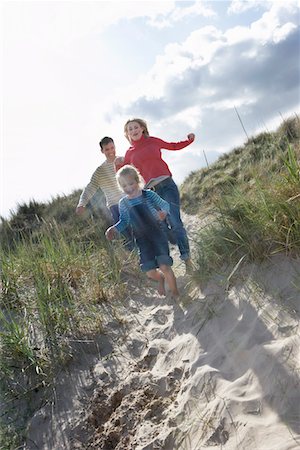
[146,269,166,296]
[159,265,179,297]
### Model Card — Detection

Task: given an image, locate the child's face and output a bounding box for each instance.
[101,142,116,162]
[119,174,140,198]
[126,121,144,142]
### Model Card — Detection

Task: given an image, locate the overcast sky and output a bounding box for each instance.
[1,0,299,219]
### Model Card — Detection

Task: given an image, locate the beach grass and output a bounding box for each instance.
[0,213,136,447]
[186,116,300,282]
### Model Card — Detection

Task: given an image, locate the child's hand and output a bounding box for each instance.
[158,210,167,221]
[187,133,195,142]
[105,227,117,240]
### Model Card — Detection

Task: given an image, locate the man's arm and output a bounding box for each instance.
[76,166,102,214]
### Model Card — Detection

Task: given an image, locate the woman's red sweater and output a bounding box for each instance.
[123,135,193,184]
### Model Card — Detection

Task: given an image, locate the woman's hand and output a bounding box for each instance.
[105,226,117,240]
[187,133,195,142]
[157,210,167,221]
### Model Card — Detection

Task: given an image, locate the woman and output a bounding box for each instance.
[115,118,195,271]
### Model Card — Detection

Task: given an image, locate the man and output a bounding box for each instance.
[76,136,134,249]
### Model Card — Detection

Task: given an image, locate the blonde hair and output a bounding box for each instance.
[124,118,150,143]
[116,165,145,189]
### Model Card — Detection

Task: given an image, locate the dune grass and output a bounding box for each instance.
[181,115,300,214]
[188,117,300,282]
[0,215,137,447]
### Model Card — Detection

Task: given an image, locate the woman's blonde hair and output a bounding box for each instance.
[116,165,145,189]
[124,118,150,143]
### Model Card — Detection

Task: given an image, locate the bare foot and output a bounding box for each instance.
[158,274,166,296]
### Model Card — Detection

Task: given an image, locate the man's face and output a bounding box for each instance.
[101,142,116,162]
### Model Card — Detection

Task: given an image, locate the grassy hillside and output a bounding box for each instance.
[180,115,300,279]
[0,115,299,448]
[0,189,139,448]
[181,115,300,214]
[0,188,113,253]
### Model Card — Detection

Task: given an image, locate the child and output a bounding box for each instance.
[115,118,195,272]
[105,165,179,297]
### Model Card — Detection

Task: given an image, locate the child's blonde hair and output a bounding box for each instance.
[116,165,145,190]
[124,118,150,143]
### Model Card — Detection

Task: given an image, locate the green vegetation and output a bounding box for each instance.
[0,190,138,448]
[0,189,112,253]
[181,115,300,280]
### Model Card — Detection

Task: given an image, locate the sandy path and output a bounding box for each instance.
[25,213,300,450]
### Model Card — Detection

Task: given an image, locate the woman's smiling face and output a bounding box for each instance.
[126,121,144,142]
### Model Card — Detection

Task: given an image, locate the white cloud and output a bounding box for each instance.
[228,0,271,15]
[226,1,299,44]
[103,0,299,167]
[228,0,298,15]
[173,106,203,129]
[148,1,216,28]
[108,1,298,119]
[104,25,224,114]
[250,1,298,44]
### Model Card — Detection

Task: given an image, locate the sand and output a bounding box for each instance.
[24,213,300,450]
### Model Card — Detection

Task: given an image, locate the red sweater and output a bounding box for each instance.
[123,135,193,184]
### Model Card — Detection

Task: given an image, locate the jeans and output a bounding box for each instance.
[136,233,173,272]
[154,177,190,261]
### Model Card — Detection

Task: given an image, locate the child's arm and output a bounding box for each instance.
[146,190,170,220]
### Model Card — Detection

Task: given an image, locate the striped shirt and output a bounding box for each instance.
[77,160,124,208]
[115,189,170,233]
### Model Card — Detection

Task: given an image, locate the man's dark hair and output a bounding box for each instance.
[99,136,114,149]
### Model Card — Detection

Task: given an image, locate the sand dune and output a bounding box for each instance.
[25,214,300,450]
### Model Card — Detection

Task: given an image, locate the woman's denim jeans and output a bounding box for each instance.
[154,177,190,261]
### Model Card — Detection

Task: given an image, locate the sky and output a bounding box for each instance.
[1,0,300,219]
